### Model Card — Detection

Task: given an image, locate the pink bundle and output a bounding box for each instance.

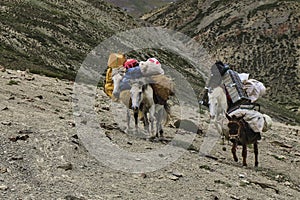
[123,59,138,69]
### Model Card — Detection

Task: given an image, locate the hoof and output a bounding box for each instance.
[159,131,164,138]
[148,135,156,140]
[124,128,129,134]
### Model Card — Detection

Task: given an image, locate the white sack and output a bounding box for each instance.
[243,79,266,102]
[229,109,272,133]
[139,58,164,76]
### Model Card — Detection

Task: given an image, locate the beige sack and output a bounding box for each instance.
[151,75,175,101]
[107,53,126,68]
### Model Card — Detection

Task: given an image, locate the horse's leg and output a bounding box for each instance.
[220,116,227,145]
[125,109,131,133]
[143,111,149,133]
[242,144,247,166]
[144,86,155,137]
[211,116,224,145]
[155,109,160,138]
[155,105,164,138]
[149,105,155,137]
[158,109,164,138]
[214,119,224,145]
[134,110,139,132]
[232,142,238,162]
[254,142,259,167]
[218,114,228,145]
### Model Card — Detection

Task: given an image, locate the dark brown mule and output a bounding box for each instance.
[226,114,262,167]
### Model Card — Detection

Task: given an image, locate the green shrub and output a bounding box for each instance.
[7,80,19,85]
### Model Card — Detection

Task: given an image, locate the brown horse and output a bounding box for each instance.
[226,114,261,167]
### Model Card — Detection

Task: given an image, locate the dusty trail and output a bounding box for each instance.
[0,69,299,199]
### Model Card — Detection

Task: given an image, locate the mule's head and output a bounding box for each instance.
[228,121,240,140]
[112,68,125,99]
[130,80,145,111]
[226,115,243,143]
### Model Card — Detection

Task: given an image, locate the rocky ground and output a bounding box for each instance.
[0,68,300,199]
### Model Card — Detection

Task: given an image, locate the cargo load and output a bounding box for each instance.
[104,53,126,97]
[222,69,250,110]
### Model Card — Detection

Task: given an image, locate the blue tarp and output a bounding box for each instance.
[119,66,143,91]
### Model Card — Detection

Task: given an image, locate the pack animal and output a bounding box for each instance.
[112,68,170,137]
[208,86,261,166]
[207,86,229,142]
[129,79,156,134]
[226,114,261,167]
[116,78,155,134]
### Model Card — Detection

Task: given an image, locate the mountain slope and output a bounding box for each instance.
[0,0,206,94]
[103,0,178,17]
[2,0,299,123]
[0,0,210,107]
[0,0,141,79]
[143,0,300,123]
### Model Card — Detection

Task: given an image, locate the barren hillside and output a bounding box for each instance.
[0,0,206,97]
[143,0,300,123]
[104,0,178,17]
[2,0,300,123]
[0,0,141,79]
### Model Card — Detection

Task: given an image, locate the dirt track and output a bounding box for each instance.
[0,69,300,199]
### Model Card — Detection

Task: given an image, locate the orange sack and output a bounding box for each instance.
[104,53,126,97]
